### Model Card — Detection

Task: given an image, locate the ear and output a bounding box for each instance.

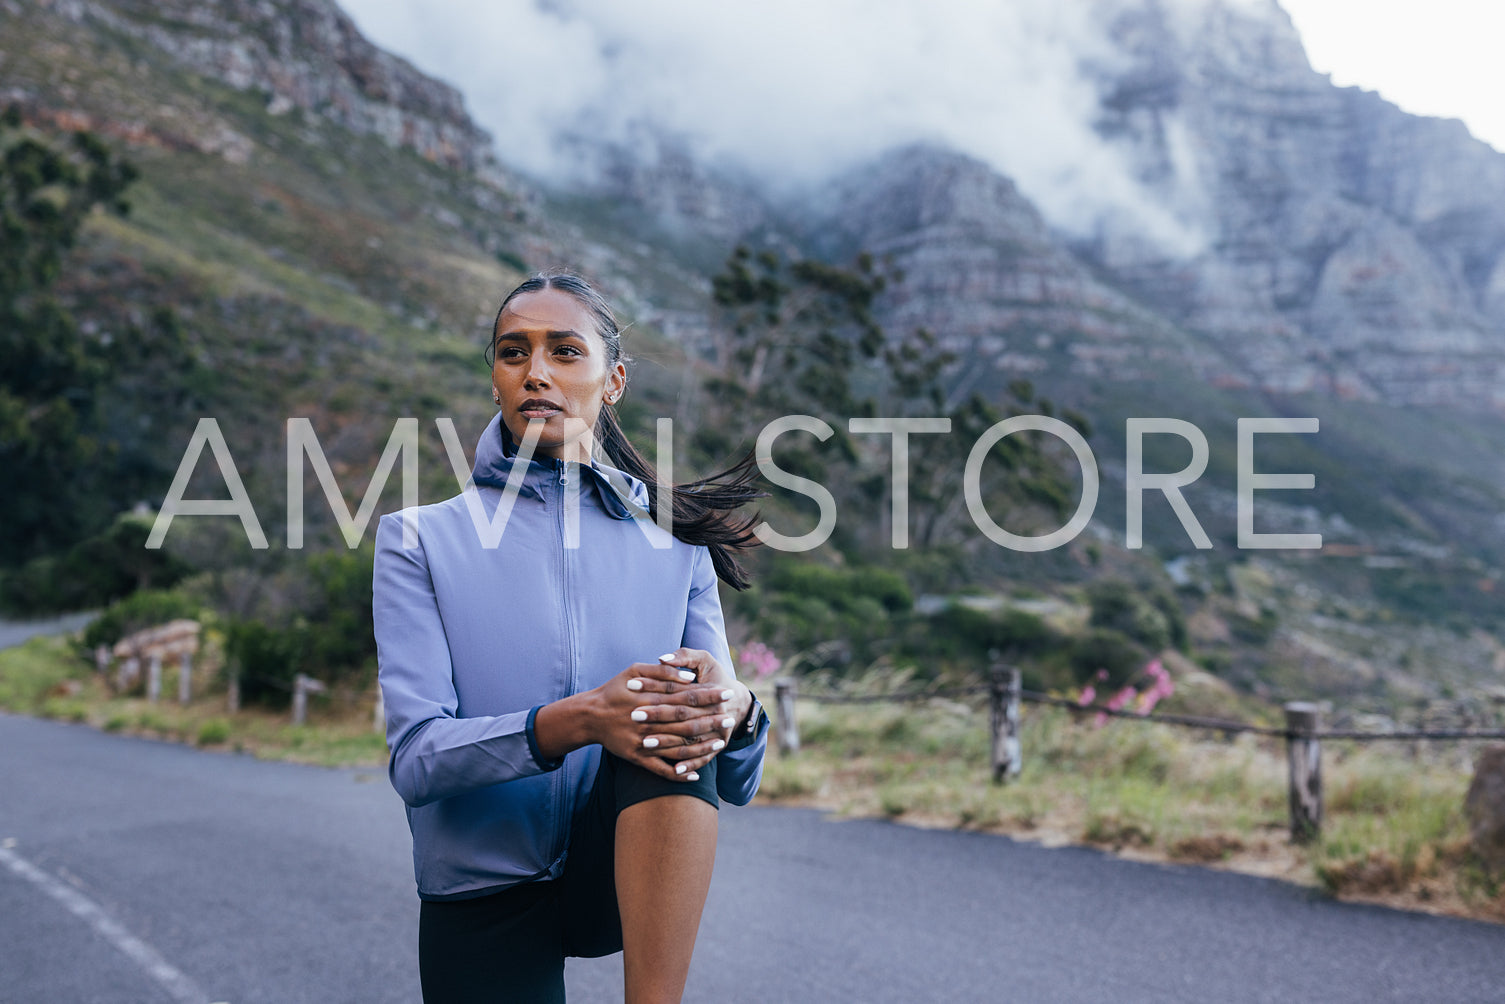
[604,361,627,404]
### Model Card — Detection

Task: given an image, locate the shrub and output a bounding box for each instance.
[742,559,917,669]
[767,562,912,613]
[899,604,1057,669]
[81,588,201,650]
[301,546,377,675]
[1087,579,1171,651]
[196,719,231,746]
[1068,628,1148,689]
[1228,606,1278,645]
[0,514,193,616]
[224,617,301,707]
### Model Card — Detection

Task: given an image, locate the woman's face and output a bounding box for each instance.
[491,288,627,464]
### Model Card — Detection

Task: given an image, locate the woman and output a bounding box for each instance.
[373,270,771,1003]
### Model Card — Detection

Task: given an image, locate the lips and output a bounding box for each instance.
[518,398,562,417]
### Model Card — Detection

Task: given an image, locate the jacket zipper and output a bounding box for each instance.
[549,463,575,870]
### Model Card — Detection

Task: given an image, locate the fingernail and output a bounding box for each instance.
[721,717,734,729]
[626,679,643,691]
[686,772,699,781]
[720,689,734,701]
[712,739,725,751]
[631,709,648,722]
[678,670,696,682]
[658,652,677,662]
[643,737,659,748]
[675,762,687,774]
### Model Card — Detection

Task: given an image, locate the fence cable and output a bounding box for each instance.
[788,682,1505,742]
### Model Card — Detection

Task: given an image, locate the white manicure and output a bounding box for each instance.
[678,670,696,682]
[720,689,734,701]
[626,679,643,691]
[712,739,725,751]
[643,737,659,748]
[675,763,687,774]
[658,653,677,662]
[631,709,648,722]
[721,717,735,729]
[686,772,699,781]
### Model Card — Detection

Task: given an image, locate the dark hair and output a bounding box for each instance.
[491,269,767,590]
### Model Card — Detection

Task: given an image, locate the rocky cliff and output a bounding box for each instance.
[560,0,1505,413]
[22,0,509,185]
[1077,0,1505,409]
[803,143,1231,393]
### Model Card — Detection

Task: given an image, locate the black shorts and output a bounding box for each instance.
[417,752,719,1003]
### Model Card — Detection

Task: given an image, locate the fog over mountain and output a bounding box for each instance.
[340,0,1274,257]
[335,0,1505,413]
[6,0,1504,691]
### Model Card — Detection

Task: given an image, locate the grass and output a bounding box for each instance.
[0,635,388,768]
[5,634,1500,920]
[756,675,1505,923]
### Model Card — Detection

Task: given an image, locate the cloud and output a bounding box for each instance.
[341,0,1213,254]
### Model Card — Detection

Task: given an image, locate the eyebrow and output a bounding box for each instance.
[494,329,585,342]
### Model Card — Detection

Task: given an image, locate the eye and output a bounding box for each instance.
[499,346,526,360]
[555,344,582,357]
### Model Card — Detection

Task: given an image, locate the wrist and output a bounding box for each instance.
[726,688,765,750]
[733,682,754,727]
[533,691,595,762]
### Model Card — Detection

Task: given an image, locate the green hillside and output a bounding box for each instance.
[2,0,1502,717]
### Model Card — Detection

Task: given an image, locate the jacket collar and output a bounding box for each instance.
[469,412,652,521]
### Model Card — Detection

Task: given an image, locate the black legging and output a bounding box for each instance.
[417,752,719,1003]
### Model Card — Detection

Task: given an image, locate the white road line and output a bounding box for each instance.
[0,840,210,1004]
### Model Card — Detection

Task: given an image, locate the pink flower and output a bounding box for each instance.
[1077,685,1097,707]
[1105,685,1137,712]
[1131,658,1174,714]
[738,641,780,680]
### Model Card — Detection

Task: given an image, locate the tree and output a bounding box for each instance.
[0,106,138,564]
[699,244,1088,562]
[701,245,887,437]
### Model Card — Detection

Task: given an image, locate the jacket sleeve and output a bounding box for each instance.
[374,511,562,808]
[681,544,767,806]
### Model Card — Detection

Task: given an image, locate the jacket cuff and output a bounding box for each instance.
[525,705,565,772]
[725,692,768,752]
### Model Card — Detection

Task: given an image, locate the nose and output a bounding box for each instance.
[524,349,551,388]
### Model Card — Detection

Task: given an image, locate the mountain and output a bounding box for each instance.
[0,0,711,570]
[2,0,1502,702]
[548,0,1505,696]
[1078,0,1505,410]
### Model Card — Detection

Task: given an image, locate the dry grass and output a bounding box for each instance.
[1,635,388,767]
[6,636,1501,921]
[755,683,1505,924]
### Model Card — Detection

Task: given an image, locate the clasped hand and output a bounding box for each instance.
[596,647,752,783]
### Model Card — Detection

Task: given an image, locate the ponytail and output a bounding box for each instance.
[595,403,766,590]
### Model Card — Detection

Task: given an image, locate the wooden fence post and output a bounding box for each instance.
[775,678,799,755]
[177,651,192,705]
[147,654,162,703]
[373,686,385,734]
[991,665,1022,784]
[1285,702,1323,843]
[94,645,110,678]
[292,674,325,726]
[118,656,139,694]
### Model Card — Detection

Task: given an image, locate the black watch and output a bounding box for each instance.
[737,696,766,739]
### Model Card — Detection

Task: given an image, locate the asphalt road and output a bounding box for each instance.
[0,613,98,652]
[2,712,1503,1003]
